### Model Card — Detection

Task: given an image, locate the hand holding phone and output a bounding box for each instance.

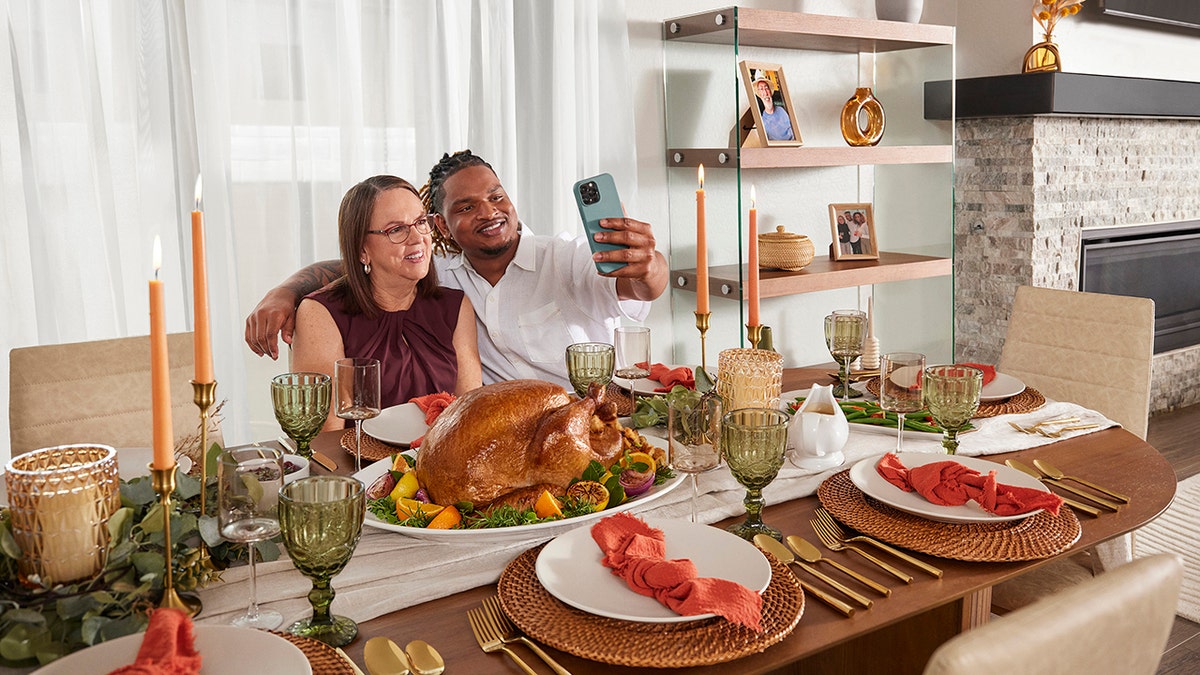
[573,173,628,274]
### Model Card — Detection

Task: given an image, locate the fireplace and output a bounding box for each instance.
[1080,221,1200,354]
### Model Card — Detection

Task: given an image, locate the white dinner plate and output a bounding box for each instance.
[981,372,1027,402]
[354,435,685,543]
[617,364,694,395]
[535,516,772,623]
[848,452,1050,524]
[32,625,312,675]
[780,389,943,440]
[361,402,427,446]
[0,448,192,507]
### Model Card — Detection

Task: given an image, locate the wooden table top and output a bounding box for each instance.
[308,367,1176,674]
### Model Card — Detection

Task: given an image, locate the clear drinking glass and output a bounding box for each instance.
[217,446,284,630]
[335,358,381,473]
[824,310,868,401]
[722,407,790,541]
[614,327,651,411]
[279,475,365,647]
[879,352,926,452]
[667,393,722,523]
[565,342,615,398]
[924,365,984,455]
[271,372,332,459]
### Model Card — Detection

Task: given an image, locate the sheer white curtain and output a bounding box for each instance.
[0,0,635,463]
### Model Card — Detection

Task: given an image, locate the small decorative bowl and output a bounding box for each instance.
[281,454,310,484]
[759,225,815,271]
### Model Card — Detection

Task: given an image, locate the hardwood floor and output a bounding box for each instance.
[1149,404,1200,674]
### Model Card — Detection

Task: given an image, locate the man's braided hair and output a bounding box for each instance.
[419,150,494,256]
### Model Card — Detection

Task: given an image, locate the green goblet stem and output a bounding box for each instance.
[727,487,781,541]
[942,429,961,455]
[307,578,336,627]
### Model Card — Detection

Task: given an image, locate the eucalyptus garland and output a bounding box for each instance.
[0,454,281,668]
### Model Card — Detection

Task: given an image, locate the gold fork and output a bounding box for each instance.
[482,596,572,675]
[811,516,913,583]
[467,605,537,675]
[814,508,943,578]
[1036,423,1101,438]
[1008,416,1080,434]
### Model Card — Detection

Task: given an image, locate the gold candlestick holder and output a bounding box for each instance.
[150,464,202,616]
[191,380,217,563]
[694,311,712,373]
[746,323,763,350]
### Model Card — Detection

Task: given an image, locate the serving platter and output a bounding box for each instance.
[535,516,772,623]
[847,452,1050,524]
[781,388,943,440]
[354,435,685,543]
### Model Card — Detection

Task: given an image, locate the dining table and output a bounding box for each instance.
[295,366,1177,675]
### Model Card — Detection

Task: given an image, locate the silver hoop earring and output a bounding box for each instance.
[363,262,371,275]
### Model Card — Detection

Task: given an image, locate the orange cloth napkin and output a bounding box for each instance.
[877,453,1063,517]
[590,512,763,630]
[107,608,202,675]
[638,362,695,392]
[961,363,997,386]
[408,392,456,448]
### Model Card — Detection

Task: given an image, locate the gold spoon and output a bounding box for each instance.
[364,637,409,675]
[786,535,891,596]
[752,535,855,617]
[1033,459,1130,503]
[404,640,445,675]
[754,534,872,609]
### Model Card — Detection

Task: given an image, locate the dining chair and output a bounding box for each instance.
[992,285,1156,612]
[923,553,1182,675]
[8,332,220,458]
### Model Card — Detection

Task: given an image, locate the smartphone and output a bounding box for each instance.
[573,173,628,274]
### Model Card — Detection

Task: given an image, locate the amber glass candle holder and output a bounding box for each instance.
[717,348,784,412]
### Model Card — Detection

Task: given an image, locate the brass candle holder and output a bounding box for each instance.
[191,380,217,562]
[746,323,763,350]
[150,464,202,616]
[694,311,712,373]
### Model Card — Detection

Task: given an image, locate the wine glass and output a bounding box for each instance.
[667,392,722,523]
[217,446,284,630]
[278,475,366,647]
[879,352,926,452]
[924,365,984,455]
[722,407,790,540]
[565,342,615,398]
[271,372,332,458]
[614,327,651,412]
[335,357,381,473]
[824,310,867,401]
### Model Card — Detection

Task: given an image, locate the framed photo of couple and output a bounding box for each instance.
[829,203,879,261]
[738,60,803,147]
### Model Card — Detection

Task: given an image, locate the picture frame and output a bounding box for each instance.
[828,203,879,261]
[738,60,803,147]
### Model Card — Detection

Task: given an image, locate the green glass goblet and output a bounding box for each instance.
[271,372,332,459]
[565,342,615,398]
[924,365,983,455]
[824,310,867,401]
[278,475,365,647]
[722,407,790,541]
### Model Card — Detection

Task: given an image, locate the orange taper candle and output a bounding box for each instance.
[696,165,709,314]
[150,236,175,470]
[747,185,760,327]
[191,174,213,383]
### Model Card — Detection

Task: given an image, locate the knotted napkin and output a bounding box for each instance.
[107,608,202,675]
[638,362,695,392]
[408,392,456,448]
[876,453,1062,517]
[960,363,997,386]
[590,512,763,630]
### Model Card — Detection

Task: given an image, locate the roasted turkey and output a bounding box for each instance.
[414,379,624,508]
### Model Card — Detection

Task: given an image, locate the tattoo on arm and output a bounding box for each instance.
[281,260,344,302]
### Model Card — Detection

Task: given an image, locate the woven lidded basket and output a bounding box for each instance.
[759,226,814,271]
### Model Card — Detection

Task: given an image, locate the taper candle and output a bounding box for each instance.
[191,175,214,383]
[696,165,709,314]
[150,236,175,470]
[747,185,760,327]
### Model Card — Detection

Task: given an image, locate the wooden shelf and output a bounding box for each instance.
[667,145,953,169]
[671,252,951,300]
[663,7,954,52]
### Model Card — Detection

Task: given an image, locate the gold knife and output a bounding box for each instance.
[311,452,338,472]
[1005,460,1108,514]
[799,579,856,617]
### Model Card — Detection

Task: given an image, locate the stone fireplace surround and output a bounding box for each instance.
[952,114,1200,414]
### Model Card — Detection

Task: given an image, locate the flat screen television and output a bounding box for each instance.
[1100,0,1200,30]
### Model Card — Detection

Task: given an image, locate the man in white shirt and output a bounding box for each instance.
[245,151,667,389]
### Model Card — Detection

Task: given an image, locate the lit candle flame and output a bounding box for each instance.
[194,174,203,211]
[750,184,756,209]
[698,164,704,190]
[153,235,162,278]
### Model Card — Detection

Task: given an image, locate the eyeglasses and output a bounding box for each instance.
[367,215,433,244]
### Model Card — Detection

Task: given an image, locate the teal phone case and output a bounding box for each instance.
[573,173,628,273]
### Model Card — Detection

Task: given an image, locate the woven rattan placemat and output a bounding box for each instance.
[818,470,1081,562]
[270,631,357,675]
[497,542,803,668]
[864,380,1046,419]
[342,428,408,462]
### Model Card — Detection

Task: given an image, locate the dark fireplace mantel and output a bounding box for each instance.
[924,71,1200,120]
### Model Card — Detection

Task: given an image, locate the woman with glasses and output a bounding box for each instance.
[291,175,482,431]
